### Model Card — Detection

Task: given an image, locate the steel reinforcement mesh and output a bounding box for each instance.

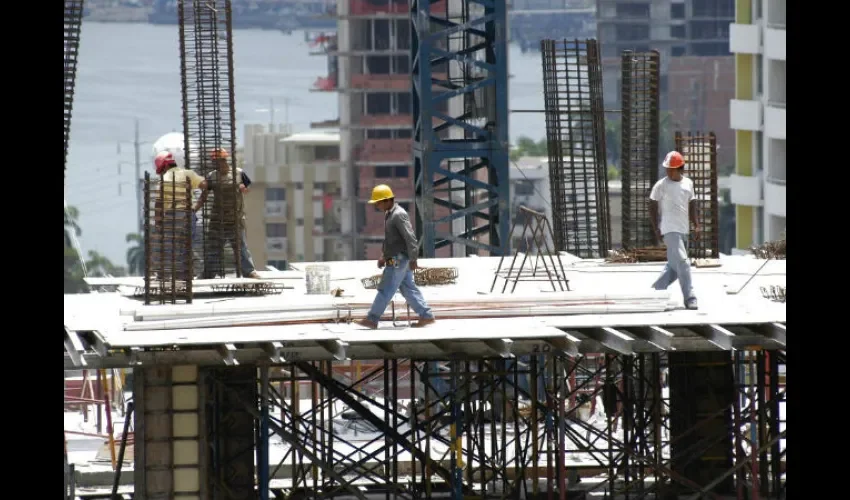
[143,172,194,305]
[620,50,661,249]
[64,0,85,176]
[675,132,720,260]
[541,39,611,258]
[178,0,243,278]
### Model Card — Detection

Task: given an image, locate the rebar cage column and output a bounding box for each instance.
[620,50,660,250]
[675,131,720,259]
[411,0,512,257]
[178,0,243,278]
[64,0,85,177]
[540,39,611,258]
[143,172,194,305]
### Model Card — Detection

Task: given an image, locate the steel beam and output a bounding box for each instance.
[411,0,511,257]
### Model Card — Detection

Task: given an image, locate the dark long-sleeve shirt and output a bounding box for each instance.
[382,204,419,260]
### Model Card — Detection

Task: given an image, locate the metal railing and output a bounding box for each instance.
[766,176,787,186]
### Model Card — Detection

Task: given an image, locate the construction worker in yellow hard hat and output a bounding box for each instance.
[649,151,699,310]
[356,184,436,329]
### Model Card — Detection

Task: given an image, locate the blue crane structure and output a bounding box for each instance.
[411,0,511,257]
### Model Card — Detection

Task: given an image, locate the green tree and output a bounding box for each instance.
[85,250,127,278]
[510,136,548,161]
[125,233,144,276]
[64,205,87,293]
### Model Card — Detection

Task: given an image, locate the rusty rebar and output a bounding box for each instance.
[541,38,611,258]
[751,239,786,260]
[621,50,661,250]
[675,132,720,260]
[178,0,243,279]
[143,173,194,305]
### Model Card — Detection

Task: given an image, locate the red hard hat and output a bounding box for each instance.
[662,151,685,168]
[154,151,176,175]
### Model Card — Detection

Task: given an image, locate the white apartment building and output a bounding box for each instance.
[728,0,785,247]
[241,125,352,268]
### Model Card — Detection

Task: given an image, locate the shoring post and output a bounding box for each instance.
[311,363,319,492]
[450,360,463,500]
[757,351,769,496]
[384,359,391,500]
[423,362,433,497]
[512,360,523,494]
[734,351,746,500]
[258,364,270,500]
[556,356,567,500]
[410,362,418,495]
[531,355,540,497]
[326,361,335,492]
[768,352,782,496]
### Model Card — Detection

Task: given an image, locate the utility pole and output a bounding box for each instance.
[134,118,142,236]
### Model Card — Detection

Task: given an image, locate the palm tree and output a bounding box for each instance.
[85,250,127,277]
[126,233,145,276]
[64,205,81,248]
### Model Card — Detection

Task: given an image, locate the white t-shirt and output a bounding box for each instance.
[650,176,695,235]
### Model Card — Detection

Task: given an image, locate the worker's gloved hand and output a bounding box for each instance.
[377,258,386,269]
[409,260,418,271]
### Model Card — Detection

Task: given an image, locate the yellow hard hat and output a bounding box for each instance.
[368,184,394,204]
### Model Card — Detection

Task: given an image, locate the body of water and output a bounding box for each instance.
[66,22,547,265]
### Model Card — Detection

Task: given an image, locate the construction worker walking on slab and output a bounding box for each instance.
[357,184,437,329]
[649,151,699,310]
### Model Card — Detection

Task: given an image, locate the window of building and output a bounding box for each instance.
[375,166,393,178]
[394,165,409,178]
[671,3,685,19]
[314,218,323,227]
[265,187,286,201]
[399,201,411,212]
[671,25,686,39]
[396,129,412,139]
[395,20,410,50]
[373,19,391,50]
[615,3,650,18]
[266,223,287,237]
[267,259,288,270]
[366,93,392,114]
[692,0,734,18]
[295,182,304,190]
[692,42,730,56]
[514,180,535,196]
[615,24,649,42]
[314,145,339,161]
[397,93,412,114]
[367,129,393,139]
[393,55,410,74]
[314,182,327,191]
[671,45,686,57]
[366,55,390,74]
[297,218,304,226]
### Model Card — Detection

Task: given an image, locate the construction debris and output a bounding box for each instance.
[761,285,786,303]
[361,267,459,290]
[606,246,668,264]
[751,239,786,260]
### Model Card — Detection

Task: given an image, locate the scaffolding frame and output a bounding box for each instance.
[64,0,85,176]
[191,351,786,499]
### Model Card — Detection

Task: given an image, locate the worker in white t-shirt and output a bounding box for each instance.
[649,151,699,310]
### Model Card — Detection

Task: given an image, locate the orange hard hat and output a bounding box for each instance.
[662,151,685,168]
[210,148,229,160]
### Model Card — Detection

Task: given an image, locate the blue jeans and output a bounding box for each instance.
[203,225,256,278]
[366,255,434,324]
[652,232,696,302]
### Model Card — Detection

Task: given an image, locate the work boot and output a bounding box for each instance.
[356,319,378,329]
[685,298,699,310]
[246,271,261,279]
[412,318,436,328]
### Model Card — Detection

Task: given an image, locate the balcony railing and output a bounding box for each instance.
[766,176,786,186]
